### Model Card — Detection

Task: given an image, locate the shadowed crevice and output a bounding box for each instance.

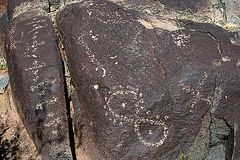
[62,59,77,160]
[225,120,234,160]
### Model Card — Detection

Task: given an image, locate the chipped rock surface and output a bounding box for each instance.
[5,1,72,159]
[56,0,239,159]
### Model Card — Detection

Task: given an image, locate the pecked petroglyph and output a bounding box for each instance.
[237,59,240,67]
[222,56,232,62]
[25,61,45,72]
[103,85,169,147]
[78,33,107,77]
[171,30,191,47]
[178,72,210,113]
[44,117,61,128]
[35,97,57,110]
[30,78,57,92]
[25,61,46,82]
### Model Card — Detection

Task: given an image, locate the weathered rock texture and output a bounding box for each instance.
[57,0,240,159]
[6,1,73,159]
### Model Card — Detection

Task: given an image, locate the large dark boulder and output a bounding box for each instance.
[6,1,73,159]
[57,0,240,159]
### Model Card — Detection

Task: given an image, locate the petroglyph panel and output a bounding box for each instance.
[6,9,72,159]
[57,0,240,159]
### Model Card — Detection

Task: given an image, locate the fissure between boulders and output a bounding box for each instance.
[224,118,234,160]
[49,5,78,158]
[62,61,77,160]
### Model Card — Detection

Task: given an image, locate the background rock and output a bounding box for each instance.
[112,0,240,34]
[0,75,8,93]
[210,114,231,147]
[155,0,211,13]
[205,144,226,160]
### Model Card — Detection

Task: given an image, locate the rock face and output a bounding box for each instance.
[56,0,240,159]
[180,19,240,159]
[6,1,73,159]
[4,0,240,159]
[156,0,211,12]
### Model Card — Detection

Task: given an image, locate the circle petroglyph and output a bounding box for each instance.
[104,85,169,147]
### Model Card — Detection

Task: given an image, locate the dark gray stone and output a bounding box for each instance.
[206,144,226,160]
[0,75,8,93]
[210,114,231,147]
